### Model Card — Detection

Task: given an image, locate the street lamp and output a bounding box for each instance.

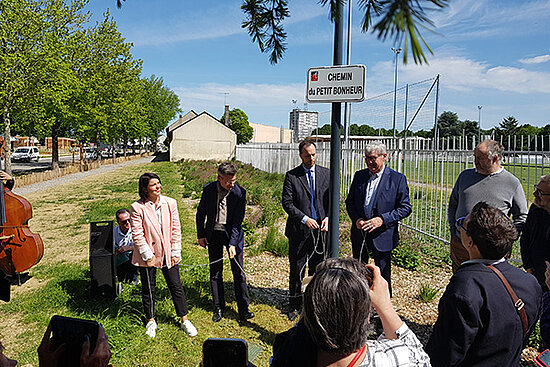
[392,47,402,138]
[477,105,483,142]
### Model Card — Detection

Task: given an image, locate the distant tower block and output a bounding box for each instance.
[289,109,318,143]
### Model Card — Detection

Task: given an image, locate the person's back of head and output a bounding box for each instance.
[303,258,372,356]
[466,201,517,259]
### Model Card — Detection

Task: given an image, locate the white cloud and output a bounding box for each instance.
[392,56,550,95]
[172,82,306,126]
[519,55,550,64]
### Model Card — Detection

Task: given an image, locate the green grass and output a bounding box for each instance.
[248,227,289,257]
[417,282,440,302]
[1,161,293,367]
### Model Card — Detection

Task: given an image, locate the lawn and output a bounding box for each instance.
[0,161,294,366]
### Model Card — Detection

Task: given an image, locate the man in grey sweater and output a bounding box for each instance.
[448,139,528,272]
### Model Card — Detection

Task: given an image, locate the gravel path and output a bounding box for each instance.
[13,156,155,196]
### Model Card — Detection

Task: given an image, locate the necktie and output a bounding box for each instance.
[307,169,318,220]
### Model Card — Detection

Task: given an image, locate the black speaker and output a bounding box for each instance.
[89,221,118,298]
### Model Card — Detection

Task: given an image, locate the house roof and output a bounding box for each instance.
[168,110,235,136]
[167,110,198,133]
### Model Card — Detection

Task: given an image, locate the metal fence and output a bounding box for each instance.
[236,135,550,245]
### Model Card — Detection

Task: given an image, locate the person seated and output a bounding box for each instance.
[114,208,138,285]
[426,202,542,366]
[271,257,430,367]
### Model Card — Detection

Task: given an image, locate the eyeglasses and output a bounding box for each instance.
[456,216,467,232]
[534,185,550,196]
[365,155,381,161]
[118,219,130,224]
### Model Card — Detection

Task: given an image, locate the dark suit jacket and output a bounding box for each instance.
[345,166,411,252]
[426,261,541,367]
[196,181,246,253]
[282,164,330,242]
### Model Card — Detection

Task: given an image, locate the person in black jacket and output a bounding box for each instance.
[282,139,330,321]
[196,162,253,322]
[426,202,541,366]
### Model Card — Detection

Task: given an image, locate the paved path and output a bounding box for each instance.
[13,156,155,196]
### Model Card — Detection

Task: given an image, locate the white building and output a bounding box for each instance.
[289,109,318,143]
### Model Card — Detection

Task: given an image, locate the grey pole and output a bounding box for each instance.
[329,0,344,258]
[391,47,401,139]
[343,0,352,148]
[478,105,483,141]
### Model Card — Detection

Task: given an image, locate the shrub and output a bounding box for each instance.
[392,243,421,270]
[528,322,541,349]
[248,227,288,257]
[417,282,439,302]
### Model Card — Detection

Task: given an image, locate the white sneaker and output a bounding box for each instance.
[145,320,157,338]
[182,319,197,337]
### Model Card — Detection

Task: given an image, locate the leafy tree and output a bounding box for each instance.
[499,116,519,136]
[220,108,253,144]
[241,0,450,64]
[311,124,332,135]
[435,111,460,138]
[459,120,478,137]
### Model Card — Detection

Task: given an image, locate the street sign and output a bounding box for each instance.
[306,65,366,103]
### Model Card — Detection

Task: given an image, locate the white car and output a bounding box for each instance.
[11,146,39,163]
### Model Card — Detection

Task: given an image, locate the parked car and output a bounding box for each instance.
[100,148,114,159]
[11,146,39,163]
[84,148,98,160]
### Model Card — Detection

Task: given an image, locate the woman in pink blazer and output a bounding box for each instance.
[131,172,197,338]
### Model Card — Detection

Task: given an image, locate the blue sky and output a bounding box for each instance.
[86,0,550,131]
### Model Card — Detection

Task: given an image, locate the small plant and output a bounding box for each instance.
[261,227,288,257]
[417,282,439,302]
[392,243,421,270]
[528,321,541,349]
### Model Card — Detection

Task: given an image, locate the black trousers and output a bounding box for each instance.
[352,240,393,296]
[139,265,189,320]
[208,230,250,314]
[117,260,139,282]
[288,229,326,310]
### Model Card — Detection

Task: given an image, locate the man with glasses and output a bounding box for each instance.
[427,202,541,366]
[196,162,253,322]
[521,174,550,349]
[114,208,139,285]
[282,139,330,321]
[345,141,411,294]
[448,139,528,272]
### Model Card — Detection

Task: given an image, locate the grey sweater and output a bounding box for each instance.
[448,168,528,236]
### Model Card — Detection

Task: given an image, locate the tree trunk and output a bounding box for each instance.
[123,134,127,157]
[51,122,59,170]
[3,107,12,174]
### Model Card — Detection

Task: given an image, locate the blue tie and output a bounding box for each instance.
[307,169,318,220]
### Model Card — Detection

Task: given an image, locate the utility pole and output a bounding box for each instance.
[329,0,344,258]
[391,47,401,138]
[477,105,483,142]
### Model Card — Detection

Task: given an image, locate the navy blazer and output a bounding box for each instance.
[196,181,246,253]
[282,164,330,241]
[345,166,411,252]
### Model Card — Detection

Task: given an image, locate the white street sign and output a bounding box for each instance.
[306,65,366,103]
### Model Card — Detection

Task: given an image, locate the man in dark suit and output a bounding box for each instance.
[196,162,253,322]
[282,139,330,321]
[345,141,411,294]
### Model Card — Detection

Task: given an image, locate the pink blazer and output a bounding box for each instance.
[130,195,182,268]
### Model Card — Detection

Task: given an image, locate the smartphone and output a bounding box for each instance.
[50,315,99,367]
[202,338,248,367]
[536,349,550,367]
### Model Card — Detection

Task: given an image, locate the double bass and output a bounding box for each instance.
[0,137,44,275]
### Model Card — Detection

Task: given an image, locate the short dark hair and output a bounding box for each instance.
[303,258,372,356]
[217,162,237,177]
[298,139,316,154]
[115,208,130,220]
[466,202,517,259]
[138,173,161,201]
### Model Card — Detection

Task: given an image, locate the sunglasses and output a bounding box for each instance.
[118,219,130,224]
[456,216,467,231]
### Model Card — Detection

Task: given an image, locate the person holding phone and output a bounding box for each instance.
[271,258,430,366]
[131,173,197,338]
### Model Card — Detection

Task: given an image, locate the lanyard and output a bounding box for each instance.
[347,345,367,367]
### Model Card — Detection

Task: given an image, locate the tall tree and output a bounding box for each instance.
[219,108,253,144]
[499,116,519,136]
[436,111,460,138]
[241,0,449,64]
[0,0,51,172]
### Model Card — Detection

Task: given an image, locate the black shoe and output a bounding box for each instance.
[239,311,254,321]
[288,309,299,321]
[212,307,223,323]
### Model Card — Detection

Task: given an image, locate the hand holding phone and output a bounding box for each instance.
[203,338,248,367]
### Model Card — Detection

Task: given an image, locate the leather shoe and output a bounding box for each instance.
[239,310,254,321]
[288,309,299,321]
[212,307,223,323]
